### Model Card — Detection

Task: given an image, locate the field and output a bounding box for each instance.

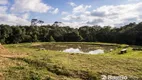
[0,42,142,80]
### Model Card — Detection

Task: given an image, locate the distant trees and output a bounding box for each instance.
[31,19,38,26]
[49,36,55,42]
[0,25,12,43]
[38,20,44,26]
[31,19,44,26]
[64,31,83,42]
[0,22,142,45]
[52,21,63,27]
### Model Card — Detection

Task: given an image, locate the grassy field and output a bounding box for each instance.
[0,42,142,80]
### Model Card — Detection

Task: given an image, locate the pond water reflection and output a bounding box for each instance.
[63,48,104,54]
[32,43,117,53]
[63,48,83,53]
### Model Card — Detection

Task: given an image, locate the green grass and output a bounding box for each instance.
[0,42,142,80]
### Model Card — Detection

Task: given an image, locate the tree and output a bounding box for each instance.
[96,26,112,42]
[0,25,12,43]
[52,21,63,27]
[38,27,49,42]
[10,26,23,43]
[64,31,83,42]
[49,36,55,42]
[31,19,38,26]
[38,20,44,26]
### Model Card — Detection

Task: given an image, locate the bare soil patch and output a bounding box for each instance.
[0,73,4,80]
[0,43,9,55]
[0,43,27,58]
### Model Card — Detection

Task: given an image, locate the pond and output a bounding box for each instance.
[32,43,118,54]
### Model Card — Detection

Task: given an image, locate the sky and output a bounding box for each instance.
[0,0,142,28]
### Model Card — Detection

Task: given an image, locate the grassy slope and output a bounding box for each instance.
[0,42,142,80]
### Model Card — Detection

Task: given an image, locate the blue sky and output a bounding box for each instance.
[0,0,142,27]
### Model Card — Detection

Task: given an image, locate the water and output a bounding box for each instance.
[32,43,116,53]
[63,48,83,53]
[88,49,104,54]
[63,48,104,54]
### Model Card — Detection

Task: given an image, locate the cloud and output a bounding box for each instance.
[0,13,30,25]
[73,4,91,14]
[0,6,8,14]
[0,0,57,26]
[50,8,59,14]
[87,3,141,26]
[87,18,104,24]
[62,14,81,21]
[22,13,29,19]
[11,0,51,13]
[0,0,8,5]
[61,11,68,15]
[61,21,90,28]
[91,10,106,17]
[0,5,30,25]
[68,2,76,7]
[62,4,92,22]
[62,2,142,27]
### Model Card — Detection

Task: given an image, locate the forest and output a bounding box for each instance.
[0,22,142,45]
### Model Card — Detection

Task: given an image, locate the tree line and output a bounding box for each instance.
[0,22,142,45]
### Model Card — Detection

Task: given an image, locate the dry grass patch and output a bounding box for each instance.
[0,43,10,55]
[0,73,4,80]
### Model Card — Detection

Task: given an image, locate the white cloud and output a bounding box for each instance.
[62,14,81,21]
[51,8,59,14]
[11,0,51,13]
[0,13,30,25]
[62,4,92,22]
[88,3,141,26]
[62,2,142,27]
[0,5,30,25]
[68,2,76,7]
[22,13,29,19]
[0,0,8,5]
[62,22,89,28]
[61,11,68,15]
[73,4,91,14]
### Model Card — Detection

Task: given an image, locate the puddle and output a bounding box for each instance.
[63,48,104,54]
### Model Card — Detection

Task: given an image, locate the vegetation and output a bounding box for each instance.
[0,22,142,45]
[0,42,142,80]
